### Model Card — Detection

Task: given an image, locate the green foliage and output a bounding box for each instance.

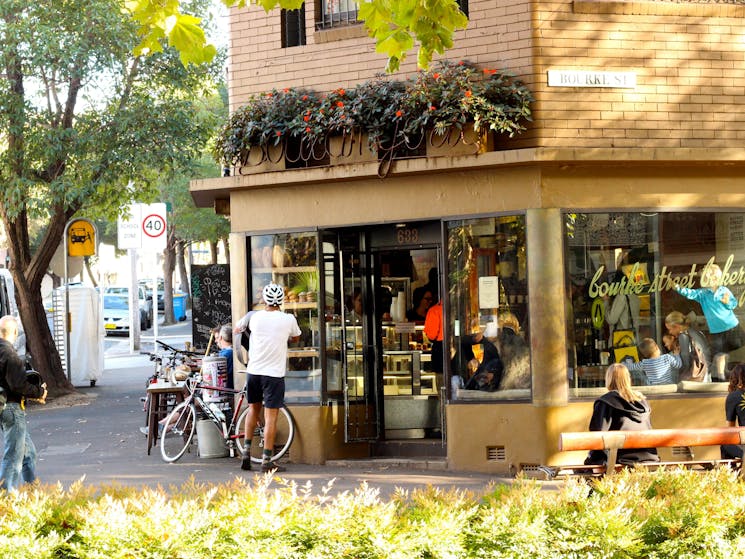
[214,60,534,167]
[127,0,467,72]
[5,469,745,557]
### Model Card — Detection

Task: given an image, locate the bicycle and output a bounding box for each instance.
[159,373,296,464]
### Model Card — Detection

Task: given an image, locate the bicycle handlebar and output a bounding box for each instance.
[156,339,202,357]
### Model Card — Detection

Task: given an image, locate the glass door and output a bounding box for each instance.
[338,231,379,441]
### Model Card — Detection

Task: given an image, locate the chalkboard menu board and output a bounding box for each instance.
[191,264,231,350]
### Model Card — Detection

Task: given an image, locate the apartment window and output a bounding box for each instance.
[282,4,306,48]
[317,0,359,29]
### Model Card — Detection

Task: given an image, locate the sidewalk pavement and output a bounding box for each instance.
[28,353,516,497]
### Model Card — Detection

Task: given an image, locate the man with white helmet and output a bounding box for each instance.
[235,283,300,472]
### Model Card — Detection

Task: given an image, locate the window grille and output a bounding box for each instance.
[282,5,306,48]
[316,0,359,29]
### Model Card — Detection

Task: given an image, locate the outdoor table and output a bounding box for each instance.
[146,381,186,455]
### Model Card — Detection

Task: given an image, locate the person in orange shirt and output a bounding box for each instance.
[424,301,443,373]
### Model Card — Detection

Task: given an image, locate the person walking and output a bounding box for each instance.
[0,315,46,491]
[235,284,300,472]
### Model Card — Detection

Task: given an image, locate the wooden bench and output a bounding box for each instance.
[532,427,745,480]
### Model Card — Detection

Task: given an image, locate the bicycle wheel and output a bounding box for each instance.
[160,401,196,463]
[233,405,295,464]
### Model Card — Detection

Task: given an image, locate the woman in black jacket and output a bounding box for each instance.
[584,363,659,466]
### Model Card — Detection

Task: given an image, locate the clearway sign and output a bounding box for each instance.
[117,203,168,251]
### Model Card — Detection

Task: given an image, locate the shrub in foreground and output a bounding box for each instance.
[3,468,745,558]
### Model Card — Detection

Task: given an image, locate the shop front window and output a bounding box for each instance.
[249,232,321,403]
[447,216,531,400]
[565,212,745,398]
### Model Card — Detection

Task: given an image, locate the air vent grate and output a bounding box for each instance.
[487,446,506,461]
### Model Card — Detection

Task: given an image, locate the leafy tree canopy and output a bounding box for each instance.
[126,0,468,72]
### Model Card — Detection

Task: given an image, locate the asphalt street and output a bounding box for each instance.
[24,318,511,497]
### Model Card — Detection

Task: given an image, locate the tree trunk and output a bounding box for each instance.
[162,240,176,326]
[176,239,190,307]
[222,237,230,263]
[209,240,218,265]
[14,282,71,396]
[83,256,98,288]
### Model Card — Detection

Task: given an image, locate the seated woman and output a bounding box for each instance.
[584,363,660,466]
[495,312,530,390]
[721,363,745,460]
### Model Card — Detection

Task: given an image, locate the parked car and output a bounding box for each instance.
[103,285,152,330]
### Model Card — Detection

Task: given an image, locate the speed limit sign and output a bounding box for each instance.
[140,203,167,251]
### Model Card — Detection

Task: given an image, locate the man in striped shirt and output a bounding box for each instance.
[625,338,682,385]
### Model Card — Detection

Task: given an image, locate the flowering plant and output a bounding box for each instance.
[214,60,534,169]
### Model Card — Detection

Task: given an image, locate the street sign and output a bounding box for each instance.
[117,203,168,251]
[67,219,96,257]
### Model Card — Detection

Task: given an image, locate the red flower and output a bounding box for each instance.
[433,73,440,79]
[483,69,490,74]
[303,115,309,122]
[283,88,289,93]
[336,101,344,108]
[302,95,308,101]
[276,130,282,136]
[429,105,436,111]
[464,90,472,97]
[458,60,464,65]
[395,110,402,117]
[266,92,273,97]
[305,127,311,133]
[338,88,346,95]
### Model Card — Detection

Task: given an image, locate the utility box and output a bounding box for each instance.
[52,284,104,386]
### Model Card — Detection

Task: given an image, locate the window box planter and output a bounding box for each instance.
[329,130,377,165]
[237,143,285,175]
[426,123,494,158]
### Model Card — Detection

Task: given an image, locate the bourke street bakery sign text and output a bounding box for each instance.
[588,255,745,305]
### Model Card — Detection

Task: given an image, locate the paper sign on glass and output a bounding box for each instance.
[478,276,500,309]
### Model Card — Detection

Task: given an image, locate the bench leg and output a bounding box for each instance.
[607,448,618,475]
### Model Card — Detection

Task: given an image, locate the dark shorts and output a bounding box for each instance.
[245,374,285,409]
[711,324,745,355]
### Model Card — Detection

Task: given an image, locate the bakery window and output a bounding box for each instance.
[565,211,745,398]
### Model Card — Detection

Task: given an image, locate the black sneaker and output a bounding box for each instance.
[261,461,286,473]
[240,450,252,471]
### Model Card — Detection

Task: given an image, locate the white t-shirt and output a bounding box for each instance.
[247,309,301,378]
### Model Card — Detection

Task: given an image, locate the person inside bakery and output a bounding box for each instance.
[346,288,363,324]
[406,286,434,323]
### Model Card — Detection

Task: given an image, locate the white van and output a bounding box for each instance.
[0,268,26,356]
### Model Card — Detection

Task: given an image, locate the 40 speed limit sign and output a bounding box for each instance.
[140,204,167,250]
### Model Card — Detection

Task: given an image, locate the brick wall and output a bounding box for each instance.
[227,0,745,151]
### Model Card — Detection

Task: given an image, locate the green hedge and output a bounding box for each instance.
[5,468,745,558]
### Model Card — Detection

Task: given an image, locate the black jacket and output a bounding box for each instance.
[584,390,659,465]
[0,339,43,403]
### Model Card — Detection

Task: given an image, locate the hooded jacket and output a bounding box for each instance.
[584,390,659,465]
[0,338,44,404]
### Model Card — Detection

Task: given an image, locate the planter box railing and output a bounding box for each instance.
[231,123,497,178]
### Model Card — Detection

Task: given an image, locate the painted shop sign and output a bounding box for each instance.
[588,255,745,305]
[547,70,637,88]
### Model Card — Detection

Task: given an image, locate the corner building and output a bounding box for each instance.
[191,0,745,473]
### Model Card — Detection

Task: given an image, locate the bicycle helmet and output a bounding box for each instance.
[262,283,285,306]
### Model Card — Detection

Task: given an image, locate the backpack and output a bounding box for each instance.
[679,332,708,382]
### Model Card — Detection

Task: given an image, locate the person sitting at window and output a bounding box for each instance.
[495,312,530,390]
[217,324,234,389]
[584,363,659,466]
[721,363,745,460]
[625,337,682,385]
[406,287,434,323]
